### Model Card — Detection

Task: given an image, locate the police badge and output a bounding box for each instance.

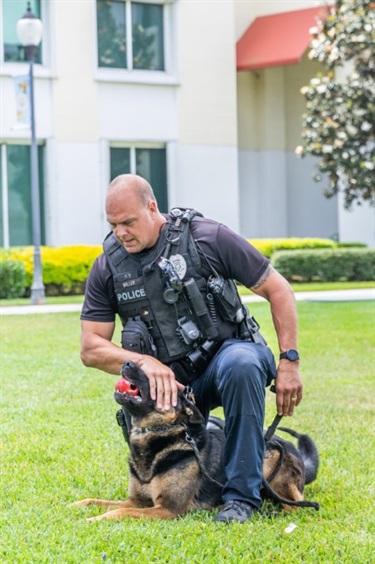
[169,254,187,280]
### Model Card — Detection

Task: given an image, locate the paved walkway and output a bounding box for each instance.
[0,288,373,316]
[242,287,375,304]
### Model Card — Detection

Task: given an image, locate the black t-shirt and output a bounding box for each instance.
[80,216,269,323]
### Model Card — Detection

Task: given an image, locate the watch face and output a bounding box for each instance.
[287,349,299,361]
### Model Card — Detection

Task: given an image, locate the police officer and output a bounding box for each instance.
[80,174,303,523]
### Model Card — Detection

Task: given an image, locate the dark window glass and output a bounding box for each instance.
[97,0,127,68]
[110,148,131,180]
[132,3,164,70]
[7,145,45,246]
[136,148,167,211]
[3,0,42,64]
[110,147,167,212]
[96,1,164,71]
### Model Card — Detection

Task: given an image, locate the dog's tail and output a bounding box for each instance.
[278,427,319,485]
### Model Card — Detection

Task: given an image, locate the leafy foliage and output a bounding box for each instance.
[0,239,345,298]
[0,245,102,296]
[272,247,375,282]
[296,0,375,209]
[0,258,26,298]
[249,237,337,258]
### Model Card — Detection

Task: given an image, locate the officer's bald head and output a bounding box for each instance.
[107,174,156,208]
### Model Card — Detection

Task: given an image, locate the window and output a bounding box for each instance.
[97,0,164,71]
[0,144,45,247]
[110,146,168,211]
[2,0,42,64]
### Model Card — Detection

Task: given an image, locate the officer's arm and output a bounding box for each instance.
[81,319,135,375]
[250,265,298,351]
[80,320,183,409]
[250,265,303,416]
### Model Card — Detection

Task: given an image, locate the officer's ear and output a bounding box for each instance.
[148,200,157,216]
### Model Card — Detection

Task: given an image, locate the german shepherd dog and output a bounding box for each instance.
[73,361,319,521]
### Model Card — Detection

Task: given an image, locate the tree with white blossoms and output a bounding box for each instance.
[295,0,374,209]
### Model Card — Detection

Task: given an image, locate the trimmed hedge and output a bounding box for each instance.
[0,239,372,298]
[248,237,338,258]
[271,248,375,282]
[0,246,102,297]
[0,259,27,299]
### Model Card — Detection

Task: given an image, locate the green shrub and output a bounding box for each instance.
[337,241,367,248]
[0,259,27,298]
[272,248,375,282]
[0,238,370,298]
[0,245,102,297]
[249,237,337,258]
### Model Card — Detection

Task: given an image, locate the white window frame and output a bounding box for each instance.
[94,0,179,86]
[1,143,9,248]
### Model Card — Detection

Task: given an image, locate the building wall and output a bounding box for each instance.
[50,0,239,243]
[1,0,239,246]
[49,0,101,245]
[237,53,339,238]
[234,0,373,246]
[338,194,375,246]
[175,0,239,230]
[1,0,373,248]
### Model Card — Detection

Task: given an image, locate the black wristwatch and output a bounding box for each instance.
[279,349,300,362]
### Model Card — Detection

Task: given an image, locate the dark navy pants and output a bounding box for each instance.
[192,339,276,509]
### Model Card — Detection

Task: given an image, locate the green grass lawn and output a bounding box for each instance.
[1,301,374,563]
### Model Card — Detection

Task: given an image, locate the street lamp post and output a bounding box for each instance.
[17,2,45,305]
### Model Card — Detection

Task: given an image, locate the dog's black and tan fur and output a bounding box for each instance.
[73,361,319,521]
[262,427,319,511]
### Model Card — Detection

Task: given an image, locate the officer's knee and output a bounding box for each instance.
[217,345,266,391]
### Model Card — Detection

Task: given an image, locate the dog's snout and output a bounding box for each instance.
[121,360,138,376]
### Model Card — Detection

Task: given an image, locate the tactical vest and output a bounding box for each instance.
[103,208,241,366]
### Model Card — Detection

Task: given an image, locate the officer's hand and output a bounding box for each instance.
[275,362,303,416]
[137,356,185,411]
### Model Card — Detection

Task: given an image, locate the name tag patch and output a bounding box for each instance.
[121,277,143,289]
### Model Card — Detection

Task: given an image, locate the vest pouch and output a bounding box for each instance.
[121,317,157,357]
[207,276,244,324]
[168,360,193,386]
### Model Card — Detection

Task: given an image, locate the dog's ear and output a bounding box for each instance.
[185,405,204,425]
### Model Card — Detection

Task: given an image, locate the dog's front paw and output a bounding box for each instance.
[86,514,107,523]
[69,498,96,508]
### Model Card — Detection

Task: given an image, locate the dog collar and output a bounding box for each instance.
[134,423,184,435]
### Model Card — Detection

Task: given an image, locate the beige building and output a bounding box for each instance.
[0,0,373,248]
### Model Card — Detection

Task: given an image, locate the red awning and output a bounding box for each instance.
[237,6,328,71]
